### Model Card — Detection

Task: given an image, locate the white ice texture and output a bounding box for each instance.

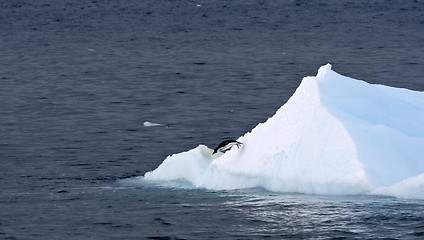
[143,121,163,127]
[144,64,424,199]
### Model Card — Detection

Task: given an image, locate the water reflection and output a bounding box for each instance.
[223,189,424,238]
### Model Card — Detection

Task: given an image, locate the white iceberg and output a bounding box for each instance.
[143,121,164,127]
[144,64,424,199]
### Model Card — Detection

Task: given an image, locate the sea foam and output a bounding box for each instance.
[144,64,424,199]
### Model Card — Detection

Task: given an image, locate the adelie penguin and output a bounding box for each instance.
[213,140,243,154]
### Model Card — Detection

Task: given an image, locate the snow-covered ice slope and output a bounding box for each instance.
[144,64,424,199]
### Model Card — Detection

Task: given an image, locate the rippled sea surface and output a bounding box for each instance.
[1,0,424,239]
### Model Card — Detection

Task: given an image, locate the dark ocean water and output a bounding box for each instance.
[1,0,424,239]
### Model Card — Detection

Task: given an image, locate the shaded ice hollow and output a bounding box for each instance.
[144,64,424,199]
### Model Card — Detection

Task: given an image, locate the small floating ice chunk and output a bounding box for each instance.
[143,121,163,127]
